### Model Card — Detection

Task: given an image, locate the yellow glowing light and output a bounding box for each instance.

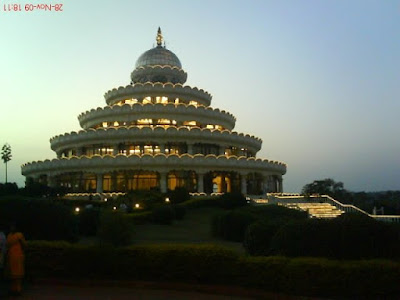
[135,203,140,208]
[113,206,117,210]
[165,197,170,203]
[75,207,80,213]
[104,198,108,202]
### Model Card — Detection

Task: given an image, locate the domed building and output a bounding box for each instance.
[21,28,286,195]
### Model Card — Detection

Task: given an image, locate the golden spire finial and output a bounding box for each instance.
[156,27,163,46]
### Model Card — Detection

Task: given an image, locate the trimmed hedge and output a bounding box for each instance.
[212,211,257,242]
[270,214,400,259]
[212,204,307,245]
[97,211,134,247]
[124,211,152,224]
[152,206,175,225]
[25,241,400,297]
[178,195,221,209]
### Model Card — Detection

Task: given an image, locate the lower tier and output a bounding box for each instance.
[22,155,286,195]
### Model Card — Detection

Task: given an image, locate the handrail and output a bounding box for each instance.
[266,193,400,223]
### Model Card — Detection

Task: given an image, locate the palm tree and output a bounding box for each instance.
[1,143,12,183]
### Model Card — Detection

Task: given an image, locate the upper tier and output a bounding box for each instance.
[78,103,236,130]
[104,83,212,106]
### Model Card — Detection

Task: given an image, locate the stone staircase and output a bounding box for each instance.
[281,202,344,219]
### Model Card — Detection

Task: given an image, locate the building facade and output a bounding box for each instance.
[21,29,286,195]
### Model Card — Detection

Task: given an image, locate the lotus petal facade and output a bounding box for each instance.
[21,28,286,195]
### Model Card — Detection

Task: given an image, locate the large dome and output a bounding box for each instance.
[135,45,182,69]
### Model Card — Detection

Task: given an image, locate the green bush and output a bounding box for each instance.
[78,208,100,236]
[219,192,247,209]
[125,211,152,224]
[269,214,400,259]
[212,210,256,242]
[117,190,164,210]
[242,204,308,221]
[243,221,281,255]
[0,196,78,242]
[152,205,175,225]
[212,205,308,246]
[179,195,221,209]
[97,211,134,247]
[167,187,190,204]
[0,182,19,196]
[172,204,186,220]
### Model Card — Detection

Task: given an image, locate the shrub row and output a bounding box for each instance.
[212,205,307,243]
[268,213,400,259]
[25,241,400,297]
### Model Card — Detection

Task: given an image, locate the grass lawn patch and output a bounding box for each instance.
[133,207,245,253]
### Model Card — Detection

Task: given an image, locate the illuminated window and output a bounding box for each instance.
[157,119,171,125]
[125,98,138,104]
[183,121,197,127]
[165,143,186,155]
[128,145,141,155]
[113,121,119,127]
[174,98,179,104]
[144,145,153,154]
[143,97,152,104]
[171,120,177,125]
[206,124,214,129]
[155,96,168,104]
[102,122,108,128]
[137,119,153,125]
[93,146,113,155]
[189,101,198,106]
[215,125,223,130]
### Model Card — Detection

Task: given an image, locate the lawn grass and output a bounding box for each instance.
[133,207,245,253]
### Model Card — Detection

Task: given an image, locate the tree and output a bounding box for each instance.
[1,143,12,183]
[301,178,349,201]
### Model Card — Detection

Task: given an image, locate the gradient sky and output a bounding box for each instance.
[0,0,399,192]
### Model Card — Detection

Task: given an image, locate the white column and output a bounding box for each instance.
[113,144,119,156]
[47,175,57,188]
[241,174,247,195]
[187,143,193,155]
[96,174,103,193]
[76,148,83,156]
[160,172,168,193]
[279,177,283,192]
[160,144,165,154]
[218,146,223,156]
[263,176,269,194]
[274,177,279,192]
[197,173,204,193]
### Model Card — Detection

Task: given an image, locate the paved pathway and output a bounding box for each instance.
[1,279,311,300]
